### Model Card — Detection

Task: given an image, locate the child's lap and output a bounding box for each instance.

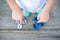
[20,4,46,18]
[21,8,43,17]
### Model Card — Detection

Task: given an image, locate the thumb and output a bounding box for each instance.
[37,16,43,23]
[19,20,23,24]
[37,16,40,21]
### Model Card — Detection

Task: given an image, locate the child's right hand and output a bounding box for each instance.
[12,11,24,24]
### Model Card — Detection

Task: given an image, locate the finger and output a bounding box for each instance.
[19,20,23,24]
[16,20,23,24]
[37,16,40,21]
[38,20,43,23]
[38,18,44,23]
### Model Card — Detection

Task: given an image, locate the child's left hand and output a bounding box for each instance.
[37,11,49,23]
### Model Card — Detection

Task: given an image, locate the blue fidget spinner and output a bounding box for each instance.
[32,16,45,30]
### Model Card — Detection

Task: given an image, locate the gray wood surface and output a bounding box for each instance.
[0,0,60,40]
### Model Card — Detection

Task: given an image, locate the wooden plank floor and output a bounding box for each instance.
[0,0,60,40]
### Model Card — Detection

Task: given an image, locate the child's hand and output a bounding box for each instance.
[12,11,24,24]
[37,11,49,23]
